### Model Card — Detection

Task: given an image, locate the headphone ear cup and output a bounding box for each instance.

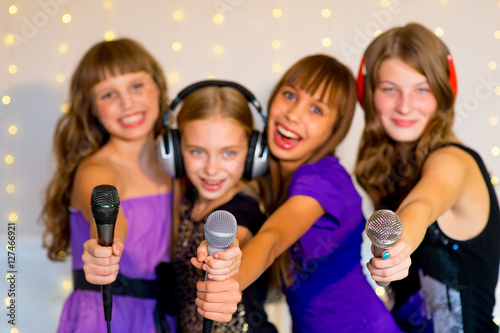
[447,54,458,98]
[155,129,184,178]
[170,129,185,178]
[243,131,258,180]
[243,130,269,180]
[356,55,366,105]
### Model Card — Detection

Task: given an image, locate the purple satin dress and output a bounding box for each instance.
[57,193,175,333]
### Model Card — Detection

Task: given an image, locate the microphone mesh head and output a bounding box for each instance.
[90,184,120,224]
[366,209,403,249]
[204,210,238,248]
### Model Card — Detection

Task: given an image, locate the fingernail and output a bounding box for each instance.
[369,258,373,265]
[214,253,219,259]
[202,264,206,271]
[382,252,390,259]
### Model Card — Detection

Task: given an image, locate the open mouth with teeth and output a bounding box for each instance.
[200,178,225,191]
[274,124,302,149]
[119,112,145,127]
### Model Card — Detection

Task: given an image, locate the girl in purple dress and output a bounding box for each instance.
[40,38,176,333]
[195,55,402,332]
[40,39,240,333]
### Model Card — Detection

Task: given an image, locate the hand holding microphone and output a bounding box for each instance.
[202,210,238,333]
[90,184,120,333]
[365,209,403,287]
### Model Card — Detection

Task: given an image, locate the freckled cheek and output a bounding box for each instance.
[183,159,203,178]
[222,158,246,176]
[94,103,119,122]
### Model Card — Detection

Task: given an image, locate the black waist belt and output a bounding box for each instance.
[73,262,175,332]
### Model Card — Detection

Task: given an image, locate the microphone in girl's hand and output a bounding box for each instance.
[366,209,403,287]
[202,210,238,333]
[91,184,120,333]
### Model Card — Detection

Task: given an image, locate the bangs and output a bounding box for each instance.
[284,65,333,102]
[78,39,154,94]
[281,56,350,113]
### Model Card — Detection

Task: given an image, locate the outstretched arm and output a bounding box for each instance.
[194,195,324,321]
[367,146,474,284]
[198,195,324,290]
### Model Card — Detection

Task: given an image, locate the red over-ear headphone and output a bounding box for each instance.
[356,43,458,105]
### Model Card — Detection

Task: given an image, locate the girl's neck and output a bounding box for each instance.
[106,133,156,165]
[277,160,301,179]
[191,184,241,221]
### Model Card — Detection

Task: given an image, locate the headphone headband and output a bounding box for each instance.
[164,80,264,126]
[155,79,269,180]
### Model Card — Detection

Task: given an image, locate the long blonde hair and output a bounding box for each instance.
[354,23,456,208]
[262,54,358,287]
[40,38,168,261]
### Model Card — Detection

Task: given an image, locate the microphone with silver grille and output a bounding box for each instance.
[202,210,238,333]
[365,209,403,287]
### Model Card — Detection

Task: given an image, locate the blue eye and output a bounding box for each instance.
[101,92,114,100]
[132,83,144,90]
[191,149,203,156]
[283,91,296,101]
[311,106,323,115]
[223,151,235,158]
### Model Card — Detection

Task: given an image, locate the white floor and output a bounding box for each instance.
[2,235,500,333]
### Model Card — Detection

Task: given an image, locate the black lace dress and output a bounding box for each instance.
[174,188,278,333]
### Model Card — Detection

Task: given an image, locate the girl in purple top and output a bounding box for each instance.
[40,39,239,333]
[195,55,401,332]
[40,38,176,332]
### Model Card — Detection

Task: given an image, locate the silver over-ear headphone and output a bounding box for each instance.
[155,79,269,180]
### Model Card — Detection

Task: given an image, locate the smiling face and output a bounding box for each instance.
[267,83,338,173]
[91,71,160,141]
[181,116,248,205]
[374,58,438,146]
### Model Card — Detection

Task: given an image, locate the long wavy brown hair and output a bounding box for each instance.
[260,54,358,287]
[354,23,456,209]
[40,38,169,261]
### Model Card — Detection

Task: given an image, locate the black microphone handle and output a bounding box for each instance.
[202,271,214,333]
[96,223,116,327]
[203,318,214,333]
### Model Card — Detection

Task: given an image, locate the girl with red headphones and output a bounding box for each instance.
[356,22,500,332]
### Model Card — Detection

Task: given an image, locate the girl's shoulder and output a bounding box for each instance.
[425,142,476,171]
[295,155,350,182]
[291,155,358,197]
[70,152,121,212]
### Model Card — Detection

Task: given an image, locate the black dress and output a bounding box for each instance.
[174,188,278,333]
